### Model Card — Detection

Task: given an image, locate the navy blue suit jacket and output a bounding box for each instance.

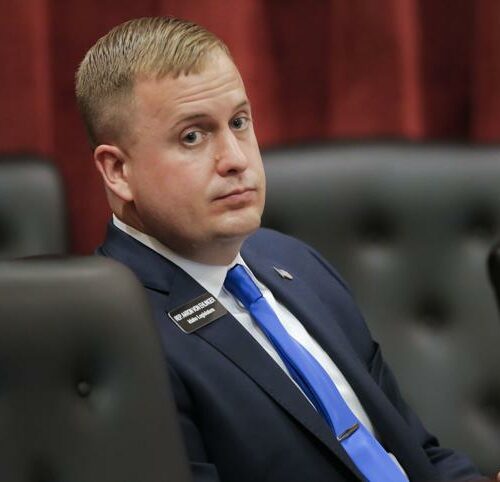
[98,223,482,482]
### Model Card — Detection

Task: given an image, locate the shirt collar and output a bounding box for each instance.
[112,215,245,297]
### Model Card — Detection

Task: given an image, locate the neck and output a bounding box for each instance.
[184,240,243,266]
[113,212,245,266]
[164,235,244,266]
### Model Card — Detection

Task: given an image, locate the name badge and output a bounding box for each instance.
[168,292,228,333]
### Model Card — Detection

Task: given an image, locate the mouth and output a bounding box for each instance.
[213,187,257,203]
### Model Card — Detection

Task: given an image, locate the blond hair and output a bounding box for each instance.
[75,17,231,148]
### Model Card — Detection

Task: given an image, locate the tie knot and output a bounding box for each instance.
[224,264,263,309]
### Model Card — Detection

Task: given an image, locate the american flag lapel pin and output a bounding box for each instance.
[273,266,293,280]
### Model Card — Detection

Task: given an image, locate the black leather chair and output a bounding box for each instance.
[0,257,191,482]
[488,242,500,312]
[0,156,67,259]
[262,142,500,475]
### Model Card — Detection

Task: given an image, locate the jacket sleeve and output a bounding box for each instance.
[368,341,486,481]
[308,241,486,481]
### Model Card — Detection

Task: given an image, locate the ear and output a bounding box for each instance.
[94,144,134,202]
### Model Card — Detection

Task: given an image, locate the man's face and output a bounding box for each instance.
[121,51,265,261]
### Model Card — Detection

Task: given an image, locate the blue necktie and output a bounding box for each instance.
[224,264,407,482]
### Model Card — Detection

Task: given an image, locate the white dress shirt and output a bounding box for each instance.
[112,216,406,475]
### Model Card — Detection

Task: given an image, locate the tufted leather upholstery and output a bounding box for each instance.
[262,143,500,475]
[0,257,192,482]
[488,243,500,313]
[0,156,67,259]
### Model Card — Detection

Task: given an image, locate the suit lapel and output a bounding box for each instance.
[100,224,374,480]
[163,262,363,479]
[241,248,373,401]
[241,245,435,482]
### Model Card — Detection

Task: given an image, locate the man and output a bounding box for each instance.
[76,17,486,481]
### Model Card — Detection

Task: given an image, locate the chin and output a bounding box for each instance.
[216,212,262,241]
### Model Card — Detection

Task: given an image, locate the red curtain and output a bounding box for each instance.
[1,0,500,254]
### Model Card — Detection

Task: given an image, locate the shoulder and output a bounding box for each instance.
[244,228,375,358]
[244,228,350,291]
[244,227,304,253]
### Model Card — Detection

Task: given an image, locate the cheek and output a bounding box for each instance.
[244,139,264,172]
[128,164,170,214]
[130,155,213,219]
[128,160,162,195]
[155,171,210,218]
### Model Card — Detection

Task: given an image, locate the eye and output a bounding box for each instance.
[181,130,205,146]
[230,116,250,131]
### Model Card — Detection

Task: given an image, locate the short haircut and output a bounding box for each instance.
[75,16,231,149]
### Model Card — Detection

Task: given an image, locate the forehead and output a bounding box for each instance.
[132,53,248,121]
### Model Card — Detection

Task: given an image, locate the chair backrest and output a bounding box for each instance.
[262,143,500,475]
[0,156,67,259]
[0,257,191,482]
[488,242,500,312]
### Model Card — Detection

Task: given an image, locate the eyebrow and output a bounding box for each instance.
[172,100,251,129]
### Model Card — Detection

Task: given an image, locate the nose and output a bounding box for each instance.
[214,129,248,176]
